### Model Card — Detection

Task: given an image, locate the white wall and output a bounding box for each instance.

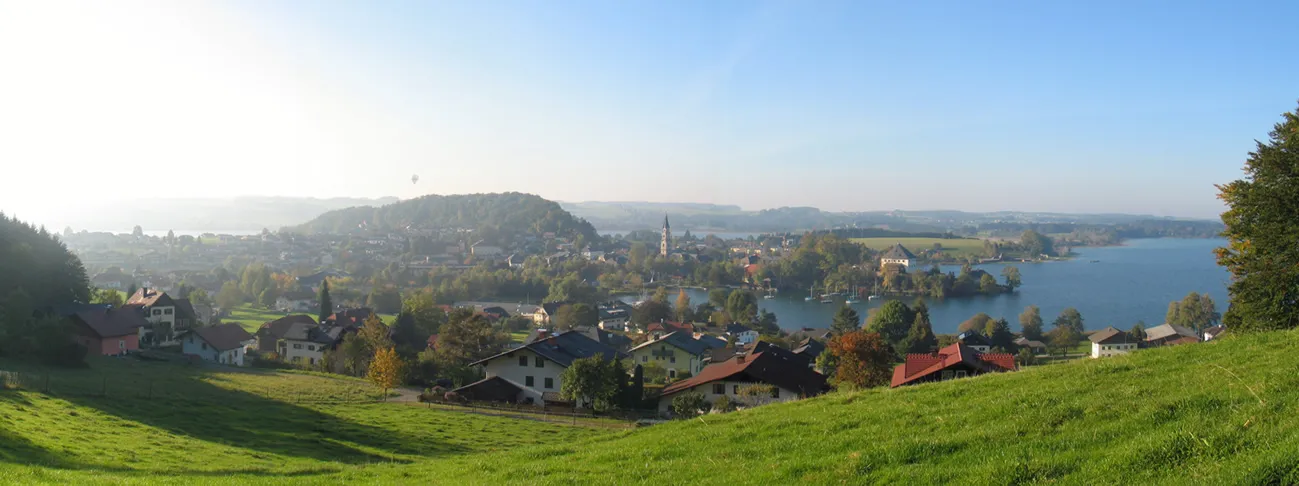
[1091,342,1137,358]
[281,339,326,365]
[657,380,799,413]
[182,335,248,366]
[481,348,567,404]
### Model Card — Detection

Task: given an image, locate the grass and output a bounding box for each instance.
[223,305,398,333]
[5,330,1299,484]
[509,331,530,343]
[850,237,987,258]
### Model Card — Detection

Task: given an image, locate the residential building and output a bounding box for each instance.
[275,290,316,313]
[257,315,317,353]
[791,337,826,365]
[1203,325,1227,341]
[628,331,710,380]
[471,241,503,257]
[1089,326,1139,358]
[126,287,179,345]
[181,323,255,366]
[279,322,352,365]
[456,331,626,405]
[957,331,992,353]
[1144,323,1199,347]
[646,320,694,339]
[68,308,147,356]
[880,243,916,269]
[597,302,632,331]
[657,350,828,414]
[724,323,759,346]
[890,343,1016,388]
[1013,337,1048,355]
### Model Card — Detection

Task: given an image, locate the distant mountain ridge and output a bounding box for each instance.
[54,196,398,233]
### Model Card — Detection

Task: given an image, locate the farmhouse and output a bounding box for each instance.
[1144,323,1199,347]
[68,308,148,356]
[457,331,625,405]
[657,350,828,414]
[1089,326,1139,358]
[257,315,317,353]
[628,331,710,380]
[890,343,1016,388]
[181,323,255,366]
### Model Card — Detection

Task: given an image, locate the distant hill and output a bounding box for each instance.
[294,192,598,240]
[41,196,398,233]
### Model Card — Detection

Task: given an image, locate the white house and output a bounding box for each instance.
[275,291,315,313]
[455,331,625,406]
[724,323,759,346]
[278,322,349,366]
[880,243,916,268]
[471,241,503,257]
[126,287,179,345]
[957,331,992,353]
[1089,327,1138,358]
[181,323,255,366]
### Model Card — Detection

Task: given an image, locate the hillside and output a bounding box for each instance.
[3,330,1297,484]
[294,192,598,240]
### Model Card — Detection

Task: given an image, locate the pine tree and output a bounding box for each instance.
[318,280,332,323]
[903,304,938,354]
[367,347,405,394]
[831,306,861,334]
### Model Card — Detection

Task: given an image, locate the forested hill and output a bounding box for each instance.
[293,193,598,240]
[0,213,89,308]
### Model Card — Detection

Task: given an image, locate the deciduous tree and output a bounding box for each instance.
[825,331,895,390]
[958,312,995,334]
[1019,305,1044,341]
[1001,266,1022,291]
[1054,308,1085,333]
[675,289,692,322]
[670,391,708,418]
[864,300,913,348]
[559,354,620,411]
[367,347,405,394]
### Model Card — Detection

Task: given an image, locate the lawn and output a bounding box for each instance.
[850,237,987,258]
[224,305,292,333]
[5,330,1299,484]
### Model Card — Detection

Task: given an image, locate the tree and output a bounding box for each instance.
[215,281,244,311]
[1018,305,1044,341]
[725,290,758,323]
[984,318,1017,352]
[1130,321,1148,341]
[1016,348,1036,366]
[979,273,1001,293]
[366,286,403,315]
[737,384,778,408]
[1047,325,1082,355]
[707,288,729,309]
[318,280,333,323]
[1165,292,1221,332]
[559,354,619,411]
[554,303,598,331]
[337,333,370,375]
[670,392,707,418]
[132,225,143,237]
[1053,308,1085,333]
[958,313,995,334]
[825,331,895,390]
[1216,104,1299,332]
[434,310,509,365]
[1020,230,1054,257]
[902,303,938,354]
[367,347,405,394]
[831,306,861,334]
[258,288,276,308]
[631,300,673,326]
[126,282,138,300]
[91,288,124,307]
[390,311,426,358]
[358,313,394,352]
[864,300,913,348]
[1001,266,1022,291]
[675,289,692,322]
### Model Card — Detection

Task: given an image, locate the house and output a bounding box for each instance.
[890,343,1016,388]
[91,270,130,290]
[275,291,316,313]
[1089,326,1139,358]
[880,243,916,269]
[657,350,828,414]
[471,241,503,257]
[172,298,199,331]
[694,334,727,350]
[628,331,711,380]
[1203,325,1227,341]
[646,320,694,339]
[68,308,148,356]
[597,304,631,331]
[181,323,255,366]
[456,331,626,405]
[533,302,570,325]
[453,301,542,321]
[724,323,759,346]
[323,307,373,327]
[257,315,317,353]
[278,322,352,366]
[1144,323,1199,347]
[791,337,826,364]
[788,327,834,342]
[1013,337,1048,355]
[957,331,992,353]
[570,326,634,351]
[126,287,180,345]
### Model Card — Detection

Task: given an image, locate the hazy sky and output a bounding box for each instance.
[2,0,1296,223]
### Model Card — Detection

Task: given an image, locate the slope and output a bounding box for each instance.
[294,192,597,241]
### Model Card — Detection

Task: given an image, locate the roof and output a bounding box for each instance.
[629,331,710,356]
[282,322,338,344]
[72,307,149,338]
[791,337,826,357]
[724,323,754,335]
[453,301,541,315]
[1204,325,1226,337]
[127,288,173,308]
[1088,326,1135,345]
[661,351,827,398]
[1145,323,1198,342]
[191,323,254,351]
[325,308,373,326]
[890,343,1016,388]
[695,334,727,350]
[260,315,316,339]
[957,331,992,346]
[472,331,625,368]
[174,298,197,321]
[571,326,633,350]
[882,243,916,260]
[1013,337,1047,349]
[1164,335,1201,346]
[540,301,569,316]
[451,376,523,402]
[646,321,694,334]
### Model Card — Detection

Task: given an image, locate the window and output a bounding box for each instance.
[201,343,208,350]
[955,371,968,378]
[164,308,173,315]
[525,376,535,387]
[153,309,162,316]
[544,378,554,389]
[670,356,676,363]
[713,383,725,395]
[307,345,316,351]
[519,355,528,366]
[641,356,648,363]
[941,370,954,380]
[772,388,780,398]
[293,344,303,349]
[309,358,316,365]
[668,369,676,379]
[119,340,126,349]
[535,356,544,368]
[292,356,302,362]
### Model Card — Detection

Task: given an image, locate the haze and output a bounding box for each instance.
[3,0,1296,226]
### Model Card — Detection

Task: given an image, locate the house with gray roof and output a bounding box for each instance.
[455,331,627,405]
[880,243,917,268]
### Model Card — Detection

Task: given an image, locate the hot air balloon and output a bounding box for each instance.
[411,174,419,184]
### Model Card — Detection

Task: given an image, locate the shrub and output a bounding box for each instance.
[670,392,707,418]
[711,395,737,413]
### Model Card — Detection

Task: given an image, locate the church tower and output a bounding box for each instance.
[660,214,671,257]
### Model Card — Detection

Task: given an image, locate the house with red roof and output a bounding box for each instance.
[646,320,694,339]
[657,350,828,414]
[890,343,1016,388]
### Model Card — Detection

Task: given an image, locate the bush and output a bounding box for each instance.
[671,392,708,418]
[711,395,737,414]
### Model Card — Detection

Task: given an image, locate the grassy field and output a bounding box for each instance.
[5,330,1299,484]
[223,305,397,332]
[850,237,987,258]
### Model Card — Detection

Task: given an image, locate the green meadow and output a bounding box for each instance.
[3,329,1299,484]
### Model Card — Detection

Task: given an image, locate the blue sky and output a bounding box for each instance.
[2,0,1296,221]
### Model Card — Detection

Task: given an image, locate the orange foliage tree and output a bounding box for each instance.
[367,346,405,394]
[825,331,895,389]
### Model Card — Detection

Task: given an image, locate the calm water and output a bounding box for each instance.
[624,239,1230,334]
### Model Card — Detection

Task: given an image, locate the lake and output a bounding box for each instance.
[622,238,1230,334]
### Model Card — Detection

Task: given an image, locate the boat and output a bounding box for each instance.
[844,284,860,304]
[819,298,834,304]
[804,285,815,301]
[764,294,776,300]
[867,295,880,300]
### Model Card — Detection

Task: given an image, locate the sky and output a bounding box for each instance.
[2,0,1297,225]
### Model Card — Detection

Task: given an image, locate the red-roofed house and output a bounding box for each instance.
[890,343,1016,388]
[646,320,694,339]
[657,350,827,414]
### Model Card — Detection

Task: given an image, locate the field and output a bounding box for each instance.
[223,305,397,333]
[850,237,987,258]
[4,330,1299,484]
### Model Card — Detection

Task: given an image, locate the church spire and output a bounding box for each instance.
[660,214,671,257]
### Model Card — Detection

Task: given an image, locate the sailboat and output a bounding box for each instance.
[844,285,861,304]
[804,284,815,301]
[763,288,776,299]
[866,281,881,300]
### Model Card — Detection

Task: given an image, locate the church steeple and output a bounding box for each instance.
[660,214,671,257]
